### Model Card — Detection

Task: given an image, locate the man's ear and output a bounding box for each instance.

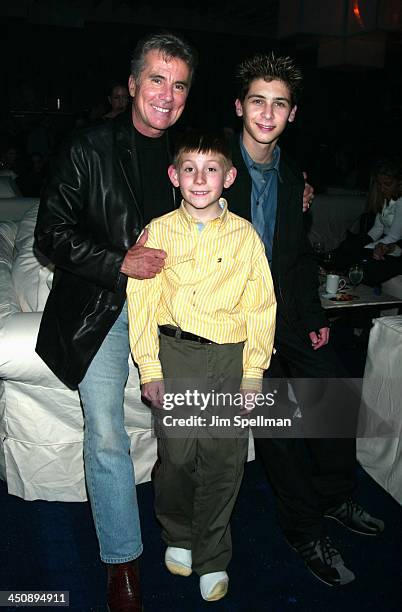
[235,99,243,117]
[224,166,237,189]
[288,105,297,123]
[167,164,180,187]
[128,75,136,98]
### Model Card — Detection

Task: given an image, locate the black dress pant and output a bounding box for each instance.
[254,314,356,544]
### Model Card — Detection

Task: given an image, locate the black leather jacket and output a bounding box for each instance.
[34,112,174,388]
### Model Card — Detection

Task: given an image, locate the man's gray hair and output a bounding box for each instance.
[130,32,197,85]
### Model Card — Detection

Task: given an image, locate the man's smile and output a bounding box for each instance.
[152,105,170,113]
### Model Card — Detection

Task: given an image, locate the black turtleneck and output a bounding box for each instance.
[134,128,175,225]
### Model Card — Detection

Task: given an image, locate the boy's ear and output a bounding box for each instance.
[235,99,243,117]
[288,105,297,123]
[224,166,237,189]
[167,164,180,187]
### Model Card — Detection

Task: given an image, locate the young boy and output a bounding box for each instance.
[127,132,276,602]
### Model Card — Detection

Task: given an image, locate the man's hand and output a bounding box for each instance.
[141,380,165,409]
[373,242,395,261]
[309,327,330,350]
[239,389,259,415]
[120,228,167,279]
[303,171,314,212]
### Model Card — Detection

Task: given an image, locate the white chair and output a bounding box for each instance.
[357,315,402,505]
[0,200,157,501]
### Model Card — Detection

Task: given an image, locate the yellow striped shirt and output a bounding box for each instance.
[127,199,276,386]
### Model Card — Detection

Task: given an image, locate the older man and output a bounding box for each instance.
[35,33,196,612]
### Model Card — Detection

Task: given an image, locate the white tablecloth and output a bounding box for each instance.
[357,316,402,504]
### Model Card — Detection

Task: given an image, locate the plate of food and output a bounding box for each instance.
[328,292,358,302]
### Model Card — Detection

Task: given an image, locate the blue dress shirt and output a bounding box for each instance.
[239,136,282,263]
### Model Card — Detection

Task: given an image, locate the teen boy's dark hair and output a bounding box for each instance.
[173,131,233,167]
[236,52,303,106]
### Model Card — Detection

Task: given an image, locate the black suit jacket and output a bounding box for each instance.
[225,136,328,338]
[34,112,174,388]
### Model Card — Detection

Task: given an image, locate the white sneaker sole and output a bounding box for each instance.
[201,578,229,601]
[165,559,192,577]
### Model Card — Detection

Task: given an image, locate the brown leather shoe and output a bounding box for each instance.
[106,560,142,612]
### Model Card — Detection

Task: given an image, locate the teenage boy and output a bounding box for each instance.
[127,132,276,602]
[225,53,384,587]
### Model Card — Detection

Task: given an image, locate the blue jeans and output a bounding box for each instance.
[79,302,143,563]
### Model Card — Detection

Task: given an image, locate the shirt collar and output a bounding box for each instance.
[239,134,282,182]
[178,198,229,230]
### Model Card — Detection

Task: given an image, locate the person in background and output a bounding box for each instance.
[103,82,130,119]
[332,156,402,285]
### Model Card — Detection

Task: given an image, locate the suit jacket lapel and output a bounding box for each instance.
[226,136,253,221]
[271,155,296,281]
[277,168,293,221]
[278,152,300,217]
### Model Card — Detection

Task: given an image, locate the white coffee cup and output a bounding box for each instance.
[325,274,346,295]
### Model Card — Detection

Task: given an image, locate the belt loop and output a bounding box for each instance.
[175,327,182,340]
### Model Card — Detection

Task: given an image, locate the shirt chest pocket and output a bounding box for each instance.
[200,256,251,312]
[212,255,246,275]
[204,256,251,296]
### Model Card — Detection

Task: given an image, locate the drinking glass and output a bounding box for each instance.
[348,264,363,287]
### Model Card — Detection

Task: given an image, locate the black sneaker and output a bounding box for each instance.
[324,499,385,536]
[288,536,355,587]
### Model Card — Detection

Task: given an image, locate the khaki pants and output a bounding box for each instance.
[154,333,248,575]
